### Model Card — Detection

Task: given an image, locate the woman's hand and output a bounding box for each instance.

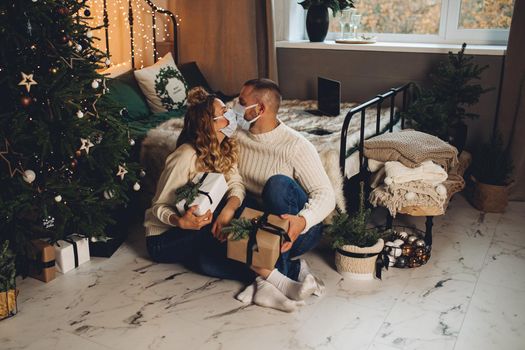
[212,197,241,241]
[170,206,212,230]
[212,207,236,241]
[279,214,306,253]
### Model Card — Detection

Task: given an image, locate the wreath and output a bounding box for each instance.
[154,66,188,111]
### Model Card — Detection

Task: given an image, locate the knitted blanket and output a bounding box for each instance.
[384,160,448,185]
[364,130,458,172]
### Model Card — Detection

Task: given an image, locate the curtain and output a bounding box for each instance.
[169,0,277,95]
[497,0,525,201]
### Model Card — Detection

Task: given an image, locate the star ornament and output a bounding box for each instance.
[0,139,25,177]
[79,138,94,154]
[18,72,38,92]
[116,165,128,180]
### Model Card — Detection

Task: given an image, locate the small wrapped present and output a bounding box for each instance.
[28,240,56,283]
[226,208,290,270]
[175,172,227,216]
[53,234,90,274]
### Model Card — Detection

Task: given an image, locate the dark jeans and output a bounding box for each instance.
[196,175,324,282]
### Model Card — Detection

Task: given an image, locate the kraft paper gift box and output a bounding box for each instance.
[28,240,56,283]
[175,172,228,216]
[227,207,290,270]
[53,234,90,273]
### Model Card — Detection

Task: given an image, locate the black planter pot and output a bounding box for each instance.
[306,5,329,42]
[448,123,468,153]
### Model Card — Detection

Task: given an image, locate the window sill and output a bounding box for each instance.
[276,40,507,56]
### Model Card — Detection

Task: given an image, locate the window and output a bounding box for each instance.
[325,0,514,44]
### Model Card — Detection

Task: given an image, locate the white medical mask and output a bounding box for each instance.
[214,109,237,138]
[232,101,261,130]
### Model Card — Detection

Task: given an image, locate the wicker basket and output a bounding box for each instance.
[471,181,508,213]
[335,239,384,280]
[0,289,18,321]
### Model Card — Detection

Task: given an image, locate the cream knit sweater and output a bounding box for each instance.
[144,143,246,236]
[236,122,336,233]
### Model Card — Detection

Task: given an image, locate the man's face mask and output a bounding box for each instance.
[232,100,261,130]
[214,109,238,138]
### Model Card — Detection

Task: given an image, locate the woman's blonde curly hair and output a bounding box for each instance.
[176,87,238,174]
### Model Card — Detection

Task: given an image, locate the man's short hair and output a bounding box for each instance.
[243,78,282,113]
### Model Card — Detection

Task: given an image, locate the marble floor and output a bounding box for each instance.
[2,196,524,350]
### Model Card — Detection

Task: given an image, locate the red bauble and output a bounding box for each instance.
[71,159,78,168]
[75,150,82,157]
[21,96,32,107]
[60,35,69,44]
[57,7,69,15]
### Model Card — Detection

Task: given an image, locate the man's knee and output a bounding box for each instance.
[262,174,293,205]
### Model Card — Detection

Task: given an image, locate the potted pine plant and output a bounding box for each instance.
[470,132,513,213]
[326,182,385,280]
[0,241,17,320]
[404,43,490,153]
[298,0,354,42]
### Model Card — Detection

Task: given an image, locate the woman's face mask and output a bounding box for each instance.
[232,101,261,130]
[214,109,238,138]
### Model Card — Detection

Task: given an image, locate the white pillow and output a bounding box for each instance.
[133,53,188,113]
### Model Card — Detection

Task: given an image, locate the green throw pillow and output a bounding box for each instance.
[106,78,151,120]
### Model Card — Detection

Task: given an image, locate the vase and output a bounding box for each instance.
[335,239,384,280]
[306,5,329,42]
[470,179,509,213]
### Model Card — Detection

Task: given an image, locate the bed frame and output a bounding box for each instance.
[101,1,433,246]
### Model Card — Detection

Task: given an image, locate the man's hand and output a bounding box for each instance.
[212,207,236,241]
[170,206,212,230]
[280,214,306,253]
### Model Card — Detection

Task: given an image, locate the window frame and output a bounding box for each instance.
[322,0,511,45]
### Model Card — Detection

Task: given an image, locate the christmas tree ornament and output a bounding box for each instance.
[57,7,68,16]
[129,139,135,146]
[91,80,99,89]
[70,159,77,168]
[398,231,408,239]
[116,165,128,180]
[79,138,94,154]
[84,9,91,16]
[60,35,69,44]
[86,30,93,38]
[415,247,425,257]
[54,195,62,202]
[103,190,115,199]
[393,239,404,247]
[75,150,82,157]
[21,96,32,107]
[395,256,408,268]
[23,169,36,183]
[50,67,59,74]
[75,44,82,52]
[407,236,418,244]
[133,182,141,191]
[408,256,420,268]
[42,216,55,229]
[18,72,38,92]
[139,170,146,178]
[76,110,84,119]
[0,139,25,177]
[401,244,413,257]
[414,239,426,248]
[105,58,111,66]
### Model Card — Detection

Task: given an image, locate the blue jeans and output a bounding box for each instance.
[197,175,324,281]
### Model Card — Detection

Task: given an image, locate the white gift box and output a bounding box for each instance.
[53,234,90,274]
[175,172,227,216]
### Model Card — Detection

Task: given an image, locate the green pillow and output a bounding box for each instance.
[106,77,150,120]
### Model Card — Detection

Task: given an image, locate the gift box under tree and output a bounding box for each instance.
[52,234,90,274]
[175,173,227,216]
[27,240,56,283]
[0,241,18,321]
[225,208,290,270]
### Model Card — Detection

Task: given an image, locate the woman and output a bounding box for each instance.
[144,87,244,265]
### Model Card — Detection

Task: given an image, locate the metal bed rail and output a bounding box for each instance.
[339,82,413,177]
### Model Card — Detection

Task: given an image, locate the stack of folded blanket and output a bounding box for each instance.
[364,130,465,217]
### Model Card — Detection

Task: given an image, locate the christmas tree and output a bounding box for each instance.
[0,0,139,273]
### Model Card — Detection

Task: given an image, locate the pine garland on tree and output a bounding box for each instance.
[0,241,16,292]
[0,1,139,274]
[404,43,490,140]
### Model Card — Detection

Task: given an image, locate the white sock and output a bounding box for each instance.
[253,277,301,313]
[298,259,325,297]
[298,259,311,282]
[266,269,317,301]
[236,282,255,304]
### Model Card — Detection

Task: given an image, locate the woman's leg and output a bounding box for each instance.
[146,227,209,264]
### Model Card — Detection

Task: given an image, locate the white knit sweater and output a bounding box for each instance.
[144,143,246,236]
[236,122,336,233]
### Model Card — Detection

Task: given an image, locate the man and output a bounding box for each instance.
[231,78,336,309]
